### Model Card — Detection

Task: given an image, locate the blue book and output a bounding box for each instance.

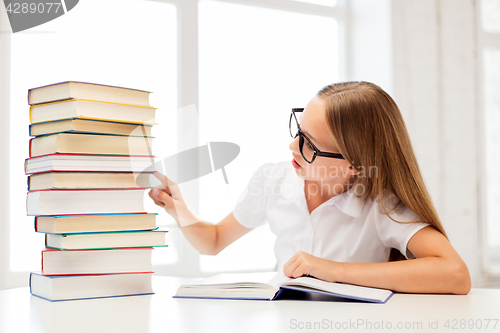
[35,213,157,234]
[173,272,394,304]
[29,118,154,137]
[45,230,168,250]
[30,272,154,302]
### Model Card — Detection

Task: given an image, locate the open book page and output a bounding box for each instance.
[280,277,393,303]
[184,272,289,288]
[174,272,291,300]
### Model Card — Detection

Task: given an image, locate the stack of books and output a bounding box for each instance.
[25,81,167,301]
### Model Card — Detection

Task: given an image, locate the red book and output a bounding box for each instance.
[41,248,154,276]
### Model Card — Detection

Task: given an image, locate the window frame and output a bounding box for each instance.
[0,0,347,289]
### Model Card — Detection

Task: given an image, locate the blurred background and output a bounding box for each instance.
[0,0,499,290]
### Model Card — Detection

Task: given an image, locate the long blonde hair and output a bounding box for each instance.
[318,81,447,240]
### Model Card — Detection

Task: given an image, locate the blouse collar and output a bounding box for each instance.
[280,166,365,218]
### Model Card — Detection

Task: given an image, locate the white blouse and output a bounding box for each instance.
[233,162,429,271]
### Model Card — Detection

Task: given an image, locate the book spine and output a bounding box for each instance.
[46,245,167,251]
[28,188,148,192]
[27,153,156,158]
[41,250,44,274]
[53,269,154,276]
[30,212,148,217]
[34,217,38,232]
[29,272,33,293]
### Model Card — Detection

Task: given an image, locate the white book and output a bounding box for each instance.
[29,99,156,125]
[26,189,146,216]
[25,154,155,174]
[174,272,394,303]
[30,272,153,302]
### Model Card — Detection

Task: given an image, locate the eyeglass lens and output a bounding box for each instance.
[290,112,316,163]
[299,135,316,163]
[289,113,299,138]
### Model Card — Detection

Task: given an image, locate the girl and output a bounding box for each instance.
[149,81,471,295]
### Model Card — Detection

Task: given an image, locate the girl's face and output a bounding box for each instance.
[289,96,358,183]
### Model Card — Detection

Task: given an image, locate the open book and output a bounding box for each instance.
[174,272,394,304]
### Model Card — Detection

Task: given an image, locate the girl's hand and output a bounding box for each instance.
[148,172,191,224]
[283,251,341,282]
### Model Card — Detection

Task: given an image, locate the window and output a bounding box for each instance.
[198,0,340,272]
[8,0,177,273]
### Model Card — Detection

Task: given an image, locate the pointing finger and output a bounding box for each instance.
[153,171,177,188]
[152,172,173,195]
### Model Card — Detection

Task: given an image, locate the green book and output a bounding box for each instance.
[45,230,168,250]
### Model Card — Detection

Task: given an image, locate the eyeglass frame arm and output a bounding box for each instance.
[290,108,345,161]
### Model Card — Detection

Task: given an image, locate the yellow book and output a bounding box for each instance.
[29,99,157,125]
[28,172,154,190]
[35,213,157,234]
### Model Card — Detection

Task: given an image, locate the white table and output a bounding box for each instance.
[0,276,499,333]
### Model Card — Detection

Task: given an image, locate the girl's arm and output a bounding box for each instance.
[149,172,252,255]
[167,210,252,256]
[283,226,471,295]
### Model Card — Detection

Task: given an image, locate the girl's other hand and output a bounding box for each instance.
[283,251,340,282]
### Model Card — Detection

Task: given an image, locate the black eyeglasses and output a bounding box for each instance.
[289,108,345,163]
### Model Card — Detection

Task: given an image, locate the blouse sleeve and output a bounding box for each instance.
[232,163,272,229]
[374,202,429,259]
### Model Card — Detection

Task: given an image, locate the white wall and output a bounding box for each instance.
[348,0,483,286]
[391,0,481,285]
[346,0,393,93]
